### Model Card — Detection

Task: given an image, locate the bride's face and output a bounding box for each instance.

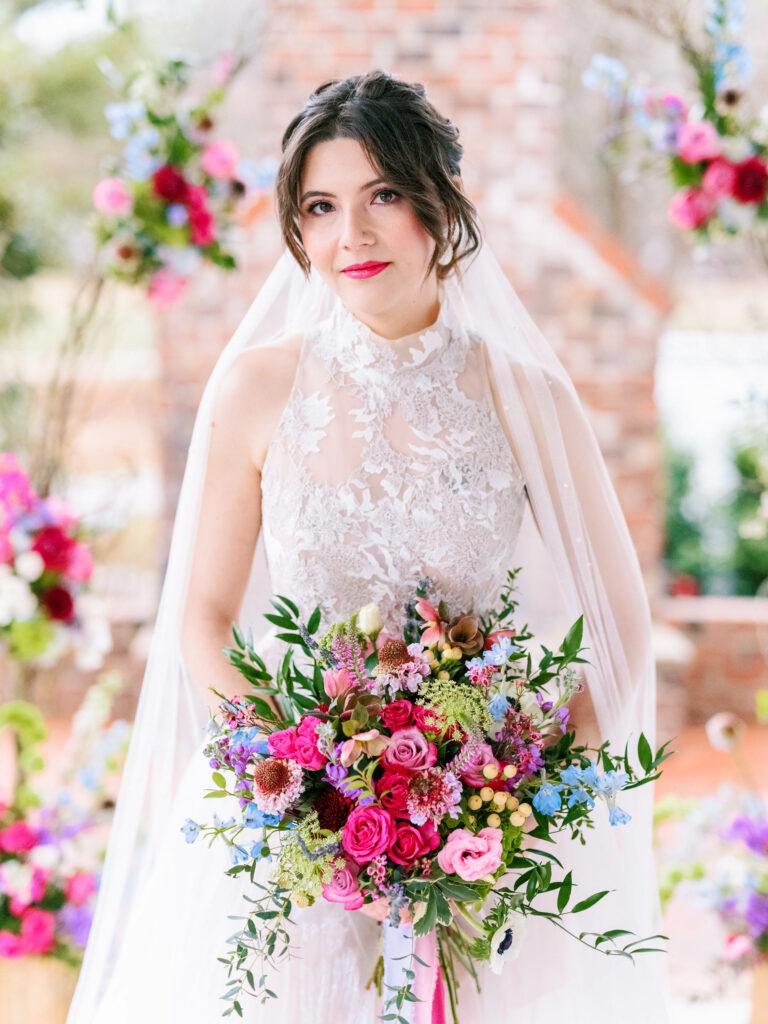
[297,137,439,338]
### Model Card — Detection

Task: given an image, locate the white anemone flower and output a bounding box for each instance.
[489,911,527,974]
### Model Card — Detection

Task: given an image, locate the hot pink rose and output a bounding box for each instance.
[148,270,187,308]
[323,667,356,699]
[0,931,24,957]
[67,542,94,582]
[20,908,55,955]
[667,187,715,230]
[292,717,328,770]
[380,700,414,731]
[702,157,737,199]
[321,859,364,910]
[388,820,440,867]
[0,821,40,853]
[375,770,412,817]
[92,177,133,216]
[201,140,240,179]
[342,805,396,863]
[267,727,298,759]
[437,827,503,882]
[677,121,720,163]
[381,727,437,775]
[459,742,500,788]
[65,872,97,907]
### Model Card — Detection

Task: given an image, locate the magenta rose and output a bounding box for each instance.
[342,805,396,863]
[65,872,97,907]
[321,859,364,910]
[667,187,715,230]
[267,727,298,759]
[381,727,437,775]
[702,157,737,199]
[380,700,414,731]
[291,716,328,770]
[31,526,74,573]
[459,742,500,788]
[388,820,441,867]
[677,121,720,164]
[0,821,40,853]
[19,908,55,955]
[375,770,411,817]
[437,827,503,882]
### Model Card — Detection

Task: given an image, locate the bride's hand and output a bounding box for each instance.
[358,898,412,924]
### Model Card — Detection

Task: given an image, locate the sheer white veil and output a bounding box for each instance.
[66,241,670,1023]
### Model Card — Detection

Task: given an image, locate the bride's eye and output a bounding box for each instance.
[373,189,399,205]
[306,200,333,215]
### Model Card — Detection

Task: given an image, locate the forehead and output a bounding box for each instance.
[300,137,382,191]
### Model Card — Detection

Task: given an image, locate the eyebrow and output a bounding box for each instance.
[299,178,387,205]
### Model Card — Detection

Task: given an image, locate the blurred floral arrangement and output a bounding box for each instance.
[0,452,111,672]
[655,706,767,973]
[92,51,276,308]
[583,0,768,263]
[0,673,130,962]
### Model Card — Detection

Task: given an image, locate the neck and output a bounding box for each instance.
[351,286,441,341]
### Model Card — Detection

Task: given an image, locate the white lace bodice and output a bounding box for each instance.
[260,292,527,634]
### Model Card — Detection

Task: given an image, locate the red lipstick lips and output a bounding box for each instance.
[341,261,391,279]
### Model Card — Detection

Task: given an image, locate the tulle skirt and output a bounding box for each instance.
[90,727,671,1024]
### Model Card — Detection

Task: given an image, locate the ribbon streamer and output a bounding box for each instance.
[382,921,446,1024]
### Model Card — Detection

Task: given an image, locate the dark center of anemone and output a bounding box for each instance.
[252,758,291,794]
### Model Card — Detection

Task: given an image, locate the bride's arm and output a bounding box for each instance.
[180,338,301,714]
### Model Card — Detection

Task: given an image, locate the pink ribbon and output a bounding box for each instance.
[413,931,447,1024]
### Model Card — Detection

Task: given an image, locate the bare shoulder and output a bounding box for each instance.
[211,332,304,471]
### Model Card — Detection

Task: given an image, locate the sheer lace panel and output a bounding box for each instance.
[260,292,527,633]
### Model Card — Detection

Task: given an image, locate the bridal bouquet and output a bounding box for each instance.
[188,570,670,1022]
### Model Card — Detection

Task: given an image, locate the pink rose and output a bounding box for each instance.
[677,121,720,164]
[292,717,328,770]
[437,827,503,882]
[723,933,752,961]
[19,908,55,955]
[201,140,240,179]
[388,820,441,867]
[459,742,500,788]
[0,931,24,957]
[702,157,737,199]
[66,541,94,582]
[342,805,396,863]
[92,177,133,216]
[380,700,413,731]
[375,770,411,818]
[323,667,356,699]
[0,821,40,853]
[148,270,187,308]
[267,727,298,760]
[65,872,97,907]
[381,727,437,775]
[667,187,715,230]
[321,859,364,910]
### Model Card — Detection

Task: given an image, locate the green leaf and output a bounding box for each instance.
[212,771,226,789]
[637,733,653,774]
[203,789,228,798]
[274,593,300,616]
[307,606,322,634]
[264,612,296,630]
[557,871,572,913]
[571,890,610,913]
[231,622,246,648]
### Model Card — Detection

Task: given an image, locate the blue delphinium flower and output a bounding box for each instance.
[608,804,632,826]
[181,818,200,844]
[593,769,629,797]
[104,100,146,140]
[488,694,509,721]
[581,53,628,99]
[467,656,485,672]
[229,842,251,865]
[212,812,235,830]
[560,764,584,786]
[242,803,280,829]
[249,840,271,862]
[483,636,516,666]
[567,787,595,810]
[532,782,564,816]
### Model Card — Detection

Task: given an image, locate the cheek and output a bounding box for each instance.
[391,208,435,263]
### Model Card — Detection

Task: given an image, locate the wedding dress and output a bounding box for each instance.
[79,285,670,1023]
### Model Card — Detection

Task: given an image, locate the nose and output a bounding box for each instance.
[338,206,372,250]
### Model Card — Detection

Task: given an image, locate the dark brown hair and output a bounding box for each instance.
[276,70,481,281]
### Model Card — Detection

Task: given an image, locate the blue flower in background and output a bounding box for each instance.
[167,203,188,227]
[581,53,628,99]
[488,694,509,721]
[123,128,160,182]
[212,812,235,830]
[608,804,632,826]
[230,842,251,865]
[593,769,629,797]
[60,904,94,947]
[249,840,271,862]
[532,782,564,816]
[77,764,101,792]
[104,101,146,139]
[242,803,280,829]
[181,818,200,844]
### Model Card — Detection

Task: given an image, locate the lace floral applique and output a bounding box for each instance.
[277,389,334,457]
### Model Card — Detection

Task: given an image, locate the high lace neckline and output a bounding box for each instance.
[330,288,462,374]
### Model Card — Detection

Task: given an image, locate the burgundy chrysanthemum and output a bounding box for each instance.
[314,786,355,832]
[733,157,768,204]
[40,585,75,622]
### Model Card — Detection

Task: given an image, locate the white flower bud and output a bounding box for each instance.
[357,602,383,638]
[15,550,45,582]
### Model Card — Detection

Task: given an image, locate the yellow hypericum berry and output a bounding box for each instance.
[294,894,311,908]
[518,802,532,818]
[492,791,508,809]
[437,670,450,681]
[479,786,494,802]
[468,814,476,824]
[502,764,518,779]
[487,813,501,828]
[510,811,526,827]
[450,646,463,660]
[482,763,499,780]
[506,796,520,811]
[468,794,483,811]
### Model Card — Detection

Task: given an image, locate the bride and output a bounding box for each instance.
[66,71,670,1023]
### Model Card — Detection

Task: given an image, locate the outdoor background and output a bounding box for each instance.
[1,1,767,1021]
